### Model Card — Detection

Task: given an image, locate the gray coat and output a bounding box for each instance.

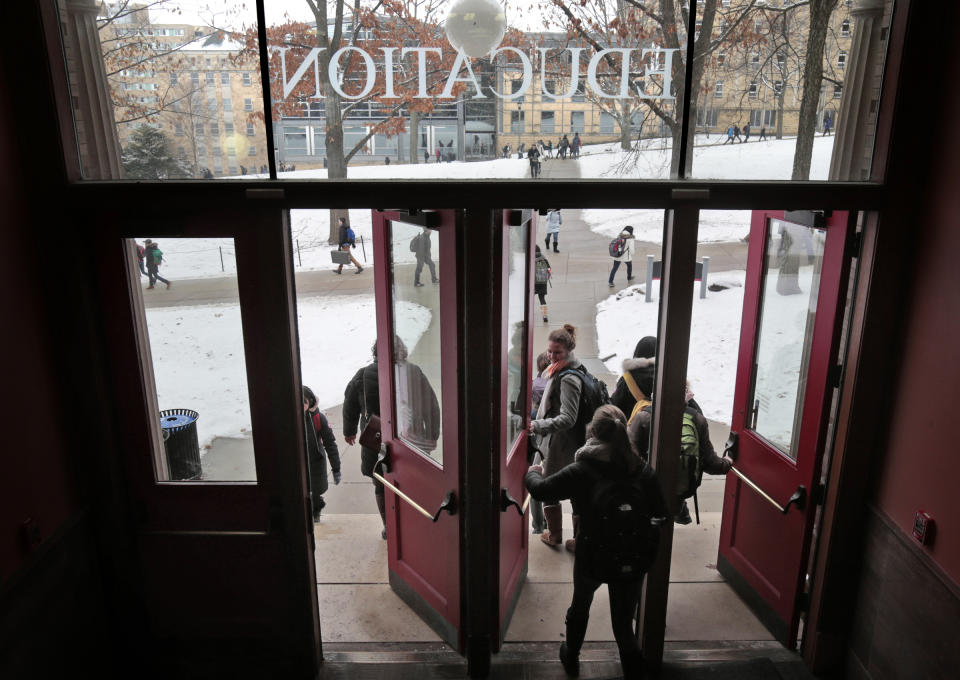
[531,355,584,477]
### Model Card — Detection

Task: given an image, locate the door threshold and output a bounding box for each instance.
[321,639,797,665]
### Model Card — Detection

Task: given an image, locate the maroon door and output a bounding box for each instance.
[372,210,462,649]
[495,209,536,645]
[718,210,855,646]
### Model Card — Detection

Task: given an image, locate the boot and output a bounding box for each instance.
[619,649,645,680]
[560,608,589,676]
[531,498,545,534]
[565,514,580,553]
[375,492,387,539]
[541,505,563,547]
[540,304,549,323]
[545,237,550,251]
[675,499,692,525]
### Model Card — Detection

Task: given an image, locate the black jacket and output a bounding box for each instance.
[610,357,655,417]
[525,438,668,552]
[310,409,341,473]
[304,410,328,497]
[627,405,730,476]
[338,223,354,248]
[343,361,379,438]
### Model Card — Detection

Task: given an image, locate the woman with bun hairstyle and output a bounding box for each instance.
[528,323,585,547]
[525,404,667,679]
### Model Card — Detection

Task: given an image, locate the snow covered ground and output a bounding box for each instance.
[147,295,430,448]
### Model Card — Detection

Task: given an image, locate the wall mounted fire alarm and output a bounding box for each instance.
[912,510,935,546]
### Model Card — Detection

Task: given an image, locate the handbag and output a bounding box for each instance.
[358,414,381,451]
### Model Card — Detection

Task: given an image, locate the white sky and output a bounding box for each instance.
[149,1,547,33]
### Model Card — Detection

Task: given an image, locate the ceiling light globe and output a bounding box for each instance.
[444,0,507,58]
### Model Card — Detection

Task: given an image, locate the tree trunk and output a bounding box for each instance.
[409,109,421,163]
[792,0,838,180]
[777,89,785,139]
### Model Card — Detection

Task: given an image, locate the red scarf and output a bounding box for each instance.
[546,359,569,378]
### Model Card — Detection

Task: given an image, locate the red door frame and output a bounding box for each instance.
[718,209,854,646]
[494,209,536,646]
[372,209,463,649]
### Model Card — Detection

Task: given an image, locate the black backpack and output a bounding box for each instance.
[580,470,661,583]
[557,365,611,442]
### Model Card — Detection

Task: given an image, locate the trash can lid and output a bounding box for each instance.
[160,412,197,429]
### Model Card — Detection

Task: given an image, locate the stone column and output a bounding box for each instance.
[59,0,122,179]
[828,0,889,181]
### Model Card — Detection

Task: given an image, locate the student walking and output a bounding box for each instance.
[743,122,751,142]
[528,324,585,547]
[527,144,541,178]
[608,226,635,287]
[526,405,668,679]
[733,125,742,142]
[303,386,341,521]
[144,240,170,289]
[411,227,438,286]
[343,343,387,539]
[823,115,832,135]
[724,125,735,144]
[333,217,364,275]
[544,208,562,253]
[758,126,767,141]
[534,245,552,322]
[135,240,148,277]
[572,132,582,158]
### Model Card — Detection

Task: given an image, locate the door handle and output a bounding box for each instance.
[372,446,457,522]
[500,488,531,516]
[729,465,806,515]
[724,431,738,461]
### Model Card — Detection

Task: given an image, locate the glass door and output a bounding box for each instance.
[718,210,855,646]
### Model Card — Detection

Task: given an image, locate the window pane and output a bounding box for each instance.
[56,0,267,179]
[389,221,442,465]
[688,0,895,181]
[131,237,256,482]
[505,220,529,454]
[748,218,827,458]
[263,0,691,180]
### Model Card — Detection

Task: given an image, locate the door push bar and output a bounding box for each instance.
[501,488,531,516]
[725,431,806,515]
[372,447,457,522]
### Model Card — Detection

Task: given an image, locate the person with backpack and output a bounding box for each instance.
[608,225,635,288]
[525,405,668,680]
[544,208,562,253]
[144,240,171,290]
[528,324,610,548]
[611,336,657,421]
[533,245,552,322]
[303,386,341,522]
[333,217,364,275]
[343,342,386,538]
[628,379,731,525]
[411,227,438,287]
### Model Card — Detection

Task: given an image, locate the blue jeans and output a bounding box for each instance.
[609,260,633,284]
[148,269,169,287]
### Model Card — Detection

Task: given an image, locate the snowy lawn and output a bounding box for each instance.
[597,272,746,425]
[147,294,428,449]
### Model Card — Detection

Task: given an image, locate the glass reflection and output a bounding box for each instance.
[505,221,529,452]
[749,218,826,458]
[389,222,443,464]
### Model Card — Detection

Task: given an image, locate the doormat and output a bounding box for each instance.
[659,657,785,679]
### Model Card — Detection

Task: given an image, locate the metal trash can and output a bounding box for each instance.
[160,409,201,480]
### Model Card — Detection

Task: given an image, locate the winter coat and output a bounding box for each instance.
[304,410,328,498]
[338,223,354,248]
[627,404,731,479]
[525,437,668,549]
[610,357,655,417]
[612,230,635,262]
[343,361,380,476]
[395,361,441,453]
[534,253,551,296]
[310,409,341,474]
[531,355,584,477]
[412,231,433,261]
[545,210,562,234]
[145,244,162,271]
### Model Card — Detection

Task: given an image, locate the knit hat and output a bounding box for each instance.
[624,225,634,234]
[634,362,655,399]
[633,336,657,359]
